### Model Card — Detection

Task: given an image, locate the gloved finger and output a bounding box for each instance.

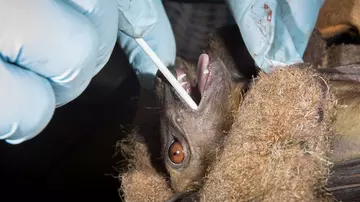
[117,0,176,90]
[0,1,100,106]
[117,0,158,37]
[0,59,55,145]
[226,0,325,73]
[64,0,118,74]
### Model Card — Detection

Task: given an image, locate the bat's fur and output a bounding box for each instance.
[316,0,360,41]
[200,66,336,202]
[301,26,360,201]
[117,31,341,202]
[154,27,251,194]
[304,29,360,167]
[118,132,174,202]
[117,3,360,201]
[119,67,337,202]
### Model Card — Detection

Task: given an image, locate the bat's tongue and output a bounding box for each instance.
[197,53,211,96]
[175,53,211,104]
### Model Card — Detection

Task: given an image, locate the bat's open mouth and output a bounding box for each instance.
[176,53,213,104]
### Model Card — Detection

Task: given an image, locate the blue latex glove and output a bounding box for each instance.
[226,0,325,73]
[0,0,175,144]
[118,0,176,90]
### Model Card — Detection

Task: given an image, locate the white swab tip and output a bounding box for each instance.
[134,38,199,110]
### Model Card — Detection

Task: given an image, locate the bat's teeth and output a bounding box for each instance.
[177,73,187,82]
[176,67,193,96]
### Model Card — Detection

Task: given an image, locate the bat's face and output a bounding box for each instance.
[155,51,247,193]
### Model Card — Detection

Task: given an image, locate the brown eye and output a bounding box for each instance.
[168,140,184,164]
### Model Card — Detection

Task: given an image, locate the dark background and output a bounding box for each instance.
[0,44,137,201]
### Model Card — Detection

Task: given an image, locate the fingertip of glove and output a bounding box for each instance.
[118,22,156,38]
[117,0,158,37]
[2,96,55,145]
[0,61,56,145]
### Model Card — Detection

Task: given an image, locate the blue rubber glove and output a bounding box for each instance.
[118,0,176,90]
[226,0,325,73]
[0,0,174,144]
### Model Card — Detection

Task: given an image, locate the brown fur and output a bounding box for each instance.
[199,66,337,201]
[298,24,360,200]
[117,28,342,201]
[323,44,360,68]
[321,54,360,164]
[316,0,360,38]
[118,4,360,199]
[118,131,173,202]
[303,28,360,70]
[153,30,249,194]
[329,81,360,163]
[302,28,360,164]
[118,65,338,202]
[303,29,327,68]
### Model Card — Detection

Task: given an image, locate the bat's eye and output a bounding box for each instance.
[168,140,184,164]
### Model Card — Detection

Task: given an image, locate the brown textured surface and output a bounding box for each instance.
[324,44,360,67]
[117,6,360,200]
[307,34,360,164]
[199,66,337,201]
[117,66,339,202]
[327,81,360,163]
[118,131,173,202]
[303,29,327,68]
[327,159,360,201]
[153,26,250,194]
[316,0,360,38]
[301,26,360,201]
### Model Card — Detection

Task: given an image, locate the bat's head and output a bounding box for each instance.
[155,30,251,193]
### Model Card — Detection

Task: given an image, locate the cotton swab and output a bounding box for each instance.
[134,38,198,110]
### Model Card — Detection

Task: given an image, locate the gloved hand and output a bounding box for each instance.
[226,0,325,73]
[118,0,176,90]
[0,0,176,144]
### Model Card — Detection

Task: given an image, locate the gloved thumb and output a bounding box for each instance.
[117,0,158,38]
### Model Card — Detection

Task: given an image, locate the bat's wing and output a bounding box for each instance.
[307,27,360,201]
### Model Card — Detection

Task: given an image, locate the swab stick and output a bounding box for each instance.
[134,38,198,110]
